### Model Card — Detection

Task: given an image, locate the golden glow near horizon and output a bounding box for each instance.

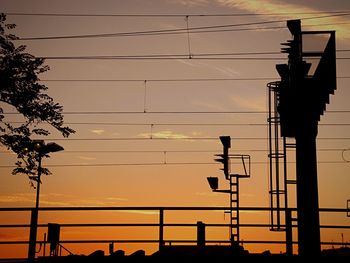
[0,0,349,258]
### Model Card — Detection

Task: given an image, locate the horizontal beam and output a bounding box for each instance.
[0,206,347,212]
[0,239,346,246]
[1,223,348,229]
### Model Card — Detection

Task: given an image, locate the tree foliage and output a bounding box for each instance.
[0,14,75,178]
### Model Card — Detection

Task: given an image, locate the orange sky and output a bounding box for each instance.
[1,0,350,258]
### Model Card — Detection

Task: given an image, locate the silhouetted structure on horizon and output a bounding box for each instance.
[268,19,337,258]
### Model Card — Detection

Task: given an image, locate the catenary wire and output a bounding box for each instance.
[2,110,350,115]
[14,13,350,41]
[23,137,350,141]
[34,55,350,60]
[32,50,350,60]
[5,11,350,17]
[0,160,346,169]
[11,22,350,40]
[5,121,350,126]
[0,148,345,154]
[3,110,350,115]
[38,76,350,82]
[15,20,288,40]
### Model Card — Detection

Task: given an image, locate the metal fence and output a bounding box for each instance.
[0,206,349,259]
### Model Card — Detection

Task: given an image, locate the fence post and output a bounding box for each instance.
[28,208,38,261]
[286,208,293,256]
[197,221,206,248]
[159,208,164,251]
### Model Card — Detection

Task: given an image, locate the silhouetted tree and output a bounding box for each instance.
[0,14,75,180]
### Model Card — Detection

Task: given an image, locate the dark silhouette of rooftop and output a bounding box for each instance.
[27,246,350,263]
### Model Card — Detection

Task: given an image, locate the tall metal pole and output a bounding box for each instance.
[28,154,42,261]
[296,119,320,257]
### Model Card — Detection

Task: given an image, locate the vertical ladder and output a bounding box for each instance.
[267,81,297,254]
[228,155,250,246]
[230,174,239,245]
[267,82,297,227]
[267,81,287,231]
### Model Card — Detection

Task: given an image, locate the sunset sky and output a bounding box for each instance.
[0,0,350,258]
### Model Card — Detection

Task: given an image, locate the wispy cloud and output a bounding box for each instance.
[78,156,97,161]
[0,232,28,241]
[118,210,159,215]
[0,193,129,207]
[217,0,303,13]
[216,0,350,40]
[105,197,129,202]
[191,131,203,136]
[139,130,190,139]
[90,129,105,135]
[194,61,240,77]
[175,58,198,67]
[0,193,35,204]
[229,95,266,111]
[195,192,221,197]
[73,197,129,206]
[176,59,240,77]
[169,0,209,7]
[191,99,228,111]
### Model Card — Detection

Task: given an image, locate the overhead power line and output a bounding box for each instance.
[31,137,350,142]
[16,20,287,40]
[33,50,350,61]
[39,76,350,82]
[13,23,349,40]
[14,13,350,41]
[0,148,344,154]
[37,55,350,60]
[5,11,350,17]
[12,22,350,41]
[2,110,267,115]
[3,110,350,115]
[7,121,350,127]
[30,49,350,60]
[40,77,278,82]
[54,110,350,114]
[0,160,346,169]
[38,55,287,61]
[13,25,289,40]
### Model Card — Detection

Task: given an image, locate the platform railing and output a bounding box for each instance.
[0,206,349,259]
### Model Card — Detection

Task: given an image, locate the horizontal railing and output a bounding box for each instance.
[0,206,349,259]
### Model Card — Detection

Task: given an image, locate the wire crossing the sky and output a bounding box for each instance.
[5,11,350,17]
[13,13,350,40]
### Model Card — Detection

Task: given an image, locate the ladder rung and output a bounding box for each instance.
[269,190,286,194]
[267,117,280,124]
[231,174,250,178]
[286,179,297,184]
[285,143,296,148]
[268,153,285,158]
[270,227,286,232]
